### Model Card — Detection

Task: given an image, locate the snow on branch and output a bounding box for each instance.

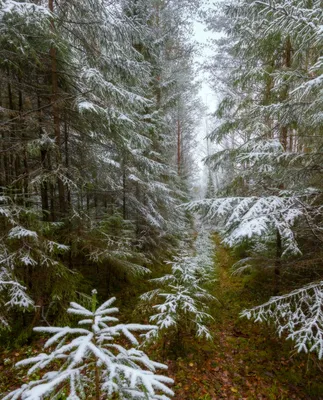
[0,266,33,328]
[3,291,173,400]
[140,232,216,341]
[186,195,303,257]
[0,0,51,20]
[241,281,323,359]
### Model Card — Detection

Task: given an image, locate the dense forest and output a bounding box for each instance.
[0,0,323,399]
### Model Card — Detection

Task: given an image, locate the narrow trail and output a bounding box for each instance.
[167,240,323,400]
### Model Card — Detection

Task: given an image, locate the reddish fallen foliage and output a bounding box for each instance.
[164,323,323,400]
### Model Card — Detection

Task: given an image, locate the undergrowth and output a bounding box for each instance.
[1,237,323,399]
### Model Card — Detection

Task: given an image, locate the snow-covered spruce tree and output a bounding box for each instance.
[0,0,189,329]
[0,0,202,334]
[190,0,323,280]
[56,0,200,265]
[56,0,176,263]
[241,281,323,359]
[117,0,202,261]
[82,213,150,277]
[4,291,174,400]
[140,233,215,341]
[193,0,323,360]
[0,0,92,329]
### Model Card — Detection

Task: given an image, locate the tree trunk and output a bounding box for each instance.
[177,118,181,175]
[122,160,127,220]
[280,37,292,151]
[274,229,282,294]
[64,112,71,210]
[49,0,65,218]
[38,92,50,220]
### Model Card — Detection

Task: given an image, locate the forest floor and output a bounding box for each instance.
[163,241,323,400]
[1,240,323,399]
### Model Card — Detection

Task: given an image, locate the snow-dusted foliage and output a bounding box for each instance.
[194,230,216,278]
[187,195,305,257]
[199,0,323,267]
[0,268,33,328]
[0,0,50,20]
[242,281,323,359]
[0,0,202,333]
[0,200,32,325]
[141,233,215,340]
[243,0,323,130]
[4,291,174,400]
[0,194,72,329]
[78,213,151,277]
[197,2,323,360]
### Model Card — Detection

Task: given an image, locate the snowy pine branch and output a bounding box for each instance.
[4,291,174,400]
[242,281,323,359]
[186,196,303,257]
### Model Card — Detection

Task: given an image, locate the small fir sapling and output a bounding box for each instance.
[140,233,215,341]
[241,281,323,359]
[4,290,174,400]
[194,230,216,280]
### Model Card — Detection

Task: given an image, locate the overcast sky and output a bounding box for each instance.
[191,13,218,188]
[193,19,218,114]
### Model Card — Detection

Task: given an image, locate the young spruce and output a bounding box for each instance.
[4,290,174,400]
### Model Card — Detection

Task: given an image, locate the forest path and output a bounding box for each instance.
[1,240,323,399]
[167,238,323,400]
